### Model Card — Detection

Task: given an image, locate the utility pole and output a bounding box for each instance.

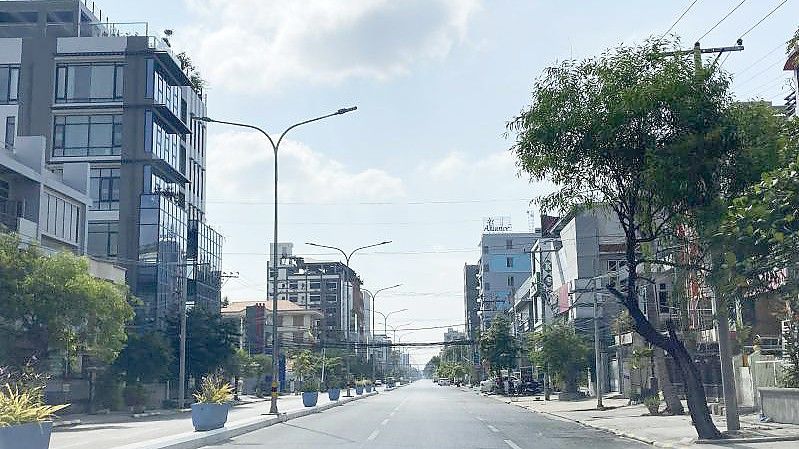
[593,278,604,410]
[662,40,744,432]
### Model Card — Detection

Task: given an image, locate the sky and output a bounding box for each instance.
[101,0,798,367]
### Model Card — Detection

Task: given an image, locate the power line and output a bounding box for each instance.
[696,0,748,42]
[207,197,532,206]
[661,0,702,40]
[738,0,789,40]
[734,42,784,76]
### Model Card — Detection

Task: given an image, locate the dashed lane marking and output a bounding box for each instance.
[504,440,522,449]
[381,419,389,426]
[487,425,500,433]
[367,430,380,441]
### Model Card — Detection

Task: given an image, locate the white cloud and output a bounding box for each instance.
[422,149,519,181]
[206,130,405,203]
[178,0,481,92]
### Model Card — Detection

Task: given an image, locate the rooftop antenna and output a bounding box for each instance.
[163,29,174,47]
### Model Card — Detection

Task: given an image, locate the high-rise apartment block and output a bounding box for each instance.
[0,0,223,329]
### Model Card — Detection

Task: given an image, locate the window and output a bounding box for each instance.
[0,66,19,104]
[607,260,627,287]
[483,263,489,272]
[88,222,118,257]
[89,168,120,210]
[658,283,670,313]
[289,281,298,289]
[146,112,180,171]
[55,63,124,103]
[506,239,513,250]
[508,276,515,287]
[309,281,321,290]
[42,192,80,244]
[324,294,337,303]
[309,294,321,303]
[325,281,338,290]
[5,116,14,149]
[485,282,491,291]
[483,245,489,254]
[288,293,298,302]
[506,257,514,268]
[53,115,123,157]
[0,12,38,24]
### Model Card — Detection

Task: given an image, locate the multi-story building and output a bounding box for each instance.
[266,243,365,345]
[0,0,223,330]
[1,135,90,252]
[443,327,466,342]
[463,264,479,343]
[476,224,538,331]
[221,300,323,354]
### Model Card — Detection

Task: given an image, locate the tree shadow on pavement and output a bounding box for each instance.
[278,422,358,443]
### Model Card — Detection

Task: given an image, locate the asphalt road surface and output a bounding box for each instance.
[206,381,647,449]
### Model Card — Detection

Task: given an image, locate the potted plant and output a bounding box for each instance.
[364,379,373,393]
[325,374,342,401]
[355,380,365,395]
[302,379,320,407]
[0,378,68,449]
[191,374,232,431]
[644,395,661,415]
[123,382,148,414]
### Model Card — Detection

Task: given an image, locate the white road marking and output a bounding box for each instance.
[487,425,500,433]
[475,416,485,421]
[367,430,380,441]
[389,411,396,417]
[504,439,522,449]
[381,418,389,426]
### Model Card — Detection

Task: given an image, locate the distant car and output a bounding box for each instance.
[480,379,496,393]
[438,378,451,386]
[375,379,383,386]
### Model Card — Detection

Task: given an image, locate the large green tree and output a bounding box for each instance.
[507,40,779,439]
[0,233,134,368]
[527,324,590,393]
[168,306,238,382]
[479,316,517,376]
[113,331,174,383]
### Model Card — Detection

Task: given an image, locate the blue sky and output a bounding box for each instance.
[103,0,798,365]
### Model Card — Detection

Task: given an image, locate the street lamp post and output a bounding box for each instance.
[194,107,356,415]
[305,241,392,397]
[362,284,401,386]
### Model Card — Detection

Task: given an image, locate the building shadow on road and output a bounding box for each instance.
[279,422,358,443]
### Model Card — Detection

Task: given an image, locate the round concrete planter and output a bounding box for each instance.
[327,388,341,401]
[355,386,364,395]
[0,421,53,449]
[302,391,319,407]
[191,403,230,431]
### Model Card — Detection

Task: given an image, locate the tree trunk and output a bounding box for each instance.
[654,347,684,415]
[624,299,721,439]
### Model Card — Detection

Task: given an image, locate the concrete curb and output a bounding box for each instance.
[53,419,82,428]
[111,391,378,449]
[488,395,799,447]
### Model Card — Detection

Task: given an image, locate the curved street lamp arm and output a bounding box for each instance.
[305,242,348,261]
[194,116,277,151]
[348,240,392,260]
[275,107,356,149]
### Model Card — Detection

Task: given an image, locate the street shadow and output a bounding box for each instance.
[278,422,358,443]
[54,425,129,432]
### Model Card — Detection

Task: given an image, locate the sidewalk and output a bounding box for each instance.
[51,388,382,449]
[482,391,799,448]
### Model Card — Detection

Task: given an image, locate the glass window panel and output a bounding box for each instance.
[56,66,67,99]
[68,66,91,100]
[89,122,113,147]
[89,65,114,100]
[9,67,18,101]
[87,230,106,255]
[64,123,89,148]
[108,232,118,256]
[0,69,8,102]
[115,65,124,99]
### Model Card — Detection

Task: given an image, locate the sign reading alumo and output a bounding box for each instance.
[482,216,512,233]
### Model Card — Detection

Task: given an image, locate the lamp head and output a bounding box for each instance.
[337,106,358,115]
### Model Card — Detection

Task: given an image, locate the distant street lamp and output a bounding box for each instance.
[306,240,391,396]
[194,106,357,415]
[362,284,401,385]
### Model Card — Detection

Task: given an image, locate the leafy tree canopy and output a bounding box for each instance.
[527,324,590,392]
[168,306,238,381]
[113,331,174,383]
[0,233,134,368]
[479,316,517,374]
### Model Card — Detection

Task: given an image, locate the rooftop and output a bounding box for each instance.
[222,300,321,315]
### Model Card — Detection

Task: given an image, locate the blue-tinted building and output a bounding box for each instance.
[476,231,539,331]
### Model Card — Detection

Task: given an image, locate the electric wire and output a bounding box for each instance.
[696,0,748,42]
[738,0,789,40]
[660,0,701,40]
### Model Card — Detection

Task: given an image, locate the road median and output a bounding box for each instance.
[110,391,378,449]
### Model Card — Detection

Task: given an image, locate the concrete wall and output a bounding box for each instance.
[760,388,799,424]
